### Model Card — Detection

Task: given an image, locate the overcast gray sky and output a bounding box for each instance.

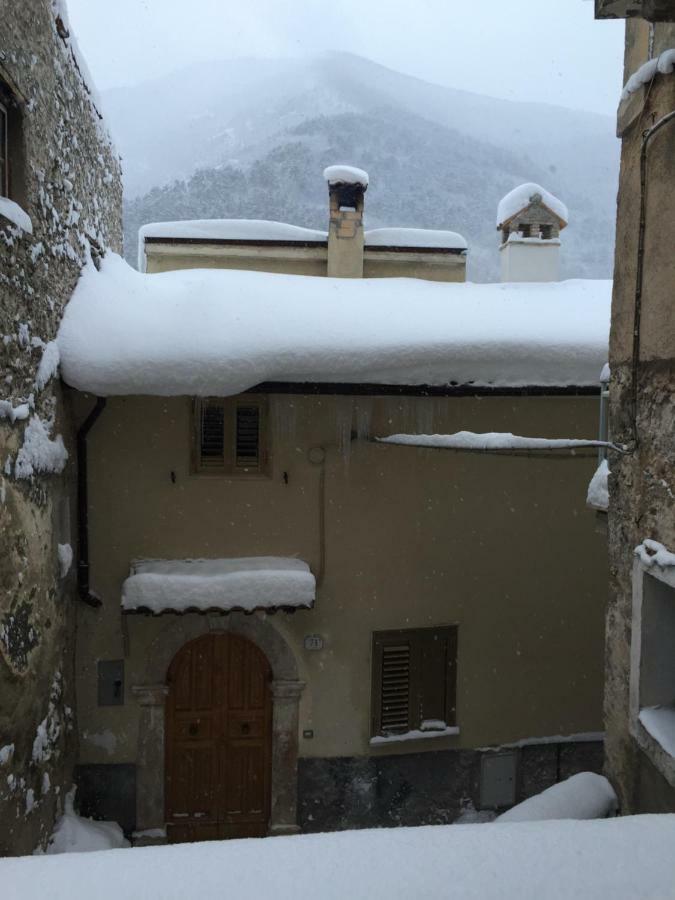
[67,0,625,116]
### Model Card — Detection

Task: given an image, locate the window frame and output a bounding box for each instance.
[370,625,458,739]
[0,99,8,197]
[0,75,26,208]
[191,395,270,478]
[629,556,675,787]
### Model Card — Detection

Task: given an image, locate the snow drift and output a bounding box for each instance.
[496,772,618,823]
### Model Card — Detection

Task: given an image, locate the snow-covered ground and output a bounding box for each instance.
[4,815,675,899]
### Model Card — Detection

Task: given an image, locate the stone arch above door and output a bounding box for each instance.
[130,612,305,838]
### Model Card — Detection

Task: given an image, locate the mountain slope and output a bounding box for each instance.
[109,53,619,281]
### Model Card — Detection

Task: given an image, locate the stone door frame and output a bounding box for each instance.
[131,612,305,837]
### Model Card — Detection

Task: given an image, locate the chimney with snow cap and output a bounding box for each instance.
[496,182,568,283]
[324,165,368,278]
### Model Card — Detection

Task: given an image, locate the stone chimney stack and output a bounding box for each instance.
[496,183,568,283]
[324,165,369,278]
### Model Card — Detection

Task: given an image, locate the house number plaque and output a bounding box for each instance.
[304,634,324,651]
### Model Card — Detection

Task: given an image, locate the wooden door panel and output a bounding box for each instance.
[166,632,272,843]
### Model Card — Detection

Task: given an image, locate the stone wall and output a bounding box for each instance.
[604,18,675,812]
[0,0,121,854]
[298,742,604,832]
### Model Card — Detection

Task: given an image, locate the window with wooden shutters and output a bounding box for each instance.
[0,79,26,206]
[371,626,457,738]
[193,396,269,476]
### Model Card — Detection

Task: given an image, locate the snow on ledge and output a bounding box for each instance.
[370,725,460,746]
[378,432,617,452]
[587,459,610,511]
[121,557,316,614]
[0,197,33,234]
[365,227,467,251]
[635,539,675,570]
[497,183,568,228]
[323,165,369,187]
[477,731,605,752]
[639,706,675,758]
[621,49,675,100]
[57,254,611,397]
[497,773,617,824]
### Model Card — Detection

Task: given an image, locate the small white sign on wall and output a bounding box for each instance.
[304,634,324,651]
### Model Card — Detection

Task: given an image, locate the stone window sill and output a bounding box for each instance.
[370,726,460,747]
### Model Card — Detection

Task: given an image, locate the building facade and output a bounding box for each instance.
[595,4,675,813]
[0,0,122,855]
[64,171,610,841]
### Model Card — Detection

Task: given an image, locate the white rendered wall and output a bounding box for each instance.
[500,241,560,283]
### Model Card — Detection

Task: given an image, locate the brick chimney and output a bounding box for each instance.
[324,165,369,278]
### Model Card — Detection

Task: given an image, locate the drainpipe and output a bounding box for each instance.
[77,397,106,607]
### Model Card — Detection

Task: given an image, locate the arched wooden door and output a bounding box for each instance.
[165,633,272,843]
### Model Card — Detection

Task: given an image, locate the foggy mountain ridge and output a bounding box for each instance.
[108,52,620,281]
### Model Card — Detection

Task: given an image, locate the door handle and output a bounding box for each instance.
[189,722,199,736]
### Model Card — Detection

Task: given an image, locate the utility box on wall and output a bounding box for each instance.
[97,659,125,706]
[480,751,517,809]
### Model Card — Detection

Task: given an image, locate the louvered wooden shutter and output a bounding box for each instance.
[235,404,260,469]
[371,627,457,737]
[380,641,412,734]
[199,401,225,467]
[194,396,269,475]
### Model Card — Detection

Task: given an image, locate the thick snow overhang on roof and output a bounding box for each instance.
[121,557,316,615]
[365,228,467,252]
[496,183,569,229]
[57,253,611,397]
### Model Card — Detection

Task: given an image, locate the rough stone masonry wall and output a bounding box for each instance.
[604,19,675,813]
[0,0,121,854]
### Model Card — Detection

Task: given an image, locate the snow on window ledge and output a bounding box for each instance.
[630,548,675,787]
[370,725,460,746]
[0,197,33,235]
[638,706,675,760]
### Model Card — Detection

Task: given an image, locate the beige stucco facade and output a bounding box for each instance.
[74,392,606,767]
[143,241,467,282]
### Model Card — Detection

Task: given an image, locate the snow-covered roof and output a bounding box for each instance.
[6,813,675,899]
[121,557,316,614]
[139,219,329,245]
[497,183,569,229]
[57,254,611,396]
[365,228,467,251]
[323,165,369,187]
[138,219,328,268]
